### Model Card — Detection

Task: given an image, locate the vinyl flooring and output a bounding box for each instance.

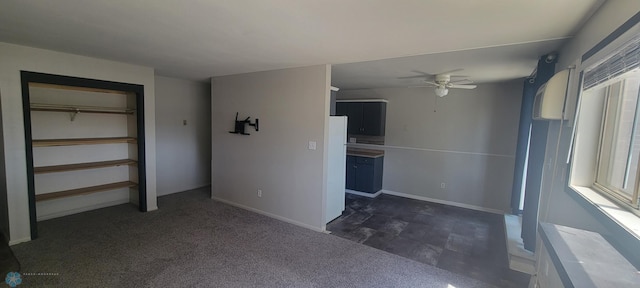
[327,193,530,288]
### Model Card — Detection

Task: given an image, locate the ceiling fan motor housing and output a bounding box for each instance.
[434,74,451,84]
[434,74,452,89]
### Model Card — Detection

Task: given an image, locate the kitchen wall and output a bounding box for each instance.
[0,42,157,244]
[211,65,331,231]
[537,1,640,264]
[155,76,211,196]
[338,81,522,213]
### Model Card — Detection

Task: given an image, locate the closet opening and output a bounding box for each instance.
[20,71,147,239]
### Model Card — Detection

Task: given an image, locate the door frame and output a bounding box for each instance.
[20,71,147,239]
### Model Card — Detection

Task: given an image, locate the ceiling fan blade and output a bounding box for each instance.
[423,81,438,86]
[409,82,438,88]
[449,74,470,79]
[411,70,432,76]
[398,75,430,79]
[450,79,474,85]
[449,84,477,89]
[398,70,434,79]
[437,68,464,75]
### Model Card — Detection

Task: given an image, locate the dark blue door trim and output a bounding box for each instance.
[510,77,536,214]
[514,54,557,252]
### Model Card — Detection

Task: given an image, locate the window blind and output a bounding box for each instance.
[583,34,640,90]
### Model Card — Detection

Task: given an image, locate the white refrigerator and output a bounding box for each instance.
[326,116,347,224]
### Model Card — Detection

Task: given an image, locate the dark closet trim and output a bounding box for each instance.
[20,71,147,240]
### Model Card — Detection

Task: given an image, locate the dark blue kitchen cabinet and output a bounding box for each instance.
[338,102,363,135]
[361,102,386,136]
[336,101,386,136]
[345,155,383,194]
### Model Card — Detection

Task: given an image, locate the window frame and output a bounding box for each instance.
[592,78,640,209]
[563,11,640,259]
[569,22,640,231]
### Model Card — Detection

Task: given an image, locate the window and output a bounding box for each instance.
[567,15,640,252]
[593,73,640,207]
[580,33,640,210]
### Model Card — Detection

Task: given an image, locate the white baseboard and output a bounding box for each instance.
[156,184,211,197]
[211,196,324,233]
[381,189,505,214]
[509,255,536,275]
[504,215,535,259]
[9,237,31,246]
[345,189,382,198]
[37,199,130,221]
[504,214,536,275]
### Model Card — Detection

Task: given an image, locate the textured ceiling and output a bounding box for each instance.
[0,0,603,84]
[332,39,566,89]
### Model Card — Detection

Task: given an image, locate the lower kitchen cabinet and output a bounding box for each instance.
[346,155,383,194]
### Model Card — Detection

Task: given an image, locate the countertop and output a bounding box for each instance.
[346,147,384,158]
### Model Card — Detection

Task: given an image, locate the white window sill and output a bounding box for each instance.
[569,185,640,239]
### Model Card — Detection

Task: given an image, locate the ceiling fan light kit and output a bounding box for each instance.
[435,86,449,97]
[434,74,451,97]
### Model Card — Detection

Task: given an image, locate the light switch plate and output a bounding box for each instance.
[308,141,317,150]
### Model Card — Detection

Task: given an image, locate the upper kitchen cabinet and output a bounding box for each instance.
[336,100,387,136]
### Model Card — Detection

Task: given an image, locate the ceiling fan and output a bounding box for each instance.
[400,69,477,97]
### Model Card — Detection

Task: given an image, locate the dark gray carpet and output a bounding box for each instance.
[12,187,496,287]
[1,235,20,276]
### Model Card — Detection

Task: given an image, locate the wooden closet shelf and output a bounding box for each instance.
[35,181,137,202]
[28,82,132,96]
[32,137,137,147]
[34,159,137,174]
[30,103,135,115]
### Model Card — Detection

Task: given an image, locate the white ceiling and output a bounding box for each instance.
[0,0,603,84]
[332,39,566,89]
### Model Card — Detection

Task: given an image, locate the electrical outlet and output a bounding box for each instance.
[308,141,317,150]
[257,189,262,197]
[440,182,446,189]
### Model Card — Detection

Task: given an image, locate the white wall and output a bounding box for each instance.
[537,0,640,265]
[338,81,522,212]
[155,76,211,196]
[0,42,157,244]
[211,65,331,231]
